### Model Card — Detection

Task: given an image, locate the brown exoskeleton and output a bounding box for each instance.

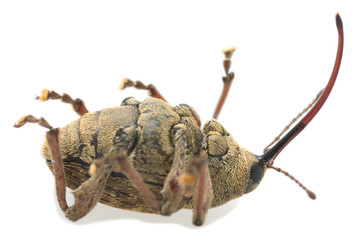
[14,14,343,226]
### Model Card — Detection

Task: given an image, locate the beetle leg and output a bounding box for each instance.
[161,126,213,225]
[65,157,115,221]
[188,153,213,226]
[36,88,89,116]
[213,47,236,119]
[120,77,167,102]
[175,153,213,226]
[45,129,69,212]
[114,151,161,213]
[46,129,116,221]
[160,126,188,216]
[14,115,53,129]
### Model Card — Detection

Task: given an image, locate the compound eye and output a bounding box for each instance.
[250,161,264,183]
[206,133,228,157]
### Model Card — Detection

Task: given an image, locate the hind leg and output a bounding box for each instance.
[36,89,89,116]
[14,116,115,221]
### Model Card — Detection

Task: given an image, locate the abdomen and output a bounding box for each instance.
[42,100,179,213]
[42,104,159,212]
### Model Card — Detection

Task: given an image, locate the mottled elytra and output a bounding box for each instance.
[14,14,343,226]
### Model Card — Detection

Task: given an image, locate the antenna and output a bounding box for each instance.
[268,165,316,199]
[258,14,344,199]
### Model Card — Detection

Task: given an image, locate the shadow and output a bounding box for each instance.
[55,190,239,228]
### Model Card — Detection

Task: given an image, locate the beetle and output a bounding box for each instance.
[14,14,343,226]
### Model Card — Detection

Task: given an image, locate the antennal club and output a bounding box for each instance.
[268,165,316,200]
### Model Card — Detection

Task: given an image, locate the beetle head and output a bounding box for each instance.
[204,14,343,202]
[202,119,264,206]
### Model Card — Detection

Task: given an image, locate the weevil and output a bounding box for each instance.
[14,14,343,226]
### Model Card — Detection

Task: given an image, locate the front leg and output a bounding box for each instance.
[190,153,213,226]
[160,125,213,225]
[213,47,236,119]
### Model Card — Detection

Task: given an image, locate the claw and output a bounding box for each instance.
[119,78,134,90]
[35,89,50,101]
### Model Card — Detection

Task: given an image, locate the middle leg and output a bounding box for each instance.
[120,77,167,102]
[160,125,189,215]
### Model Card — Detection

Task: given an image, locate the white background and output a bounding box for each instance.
[1,1,357,239]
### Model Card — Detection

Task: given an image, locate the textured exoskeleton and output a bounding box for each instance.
[15,14,343,226]
[41,97,261,214]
